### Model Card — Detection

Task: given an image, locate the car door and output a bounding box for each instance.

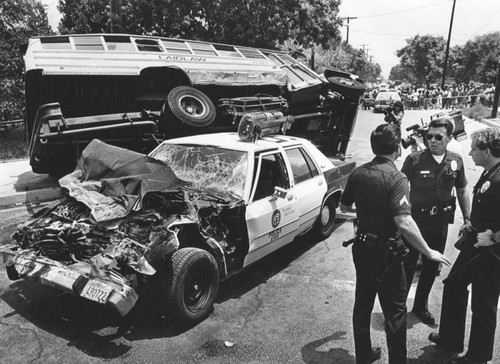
[244,151,299,267]
[283,146,326,235]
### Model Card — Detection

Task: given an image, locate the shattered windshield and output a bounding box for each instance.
[150,144,248,200]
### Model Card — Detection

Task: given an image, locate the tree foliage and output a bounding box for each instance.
[58,0,109,34]
[312,42,382,82]
[0,0,52,120]
[454,32,500,84]
[395,35,447,85]
[58,0,341,49]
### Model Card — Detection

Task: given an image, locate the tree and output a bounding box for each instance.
[454,32,500,84]
[388,64,405,82]
[396,35,447,85]
[58,0,110,34]
[0,0,52,120]
[312,42,381,82]
[58,0,342,50]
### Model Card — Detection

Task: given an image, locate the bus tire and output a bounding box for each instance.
[327,76,365,98]
[164,86,216,128]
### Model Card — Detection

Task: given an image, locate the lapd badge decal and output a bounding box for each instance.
[271,209,281,228]
[450,160,457,171]
[480,181,490,193]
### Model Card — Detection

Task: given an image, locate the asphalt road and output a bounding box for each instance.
[0,108,498,364]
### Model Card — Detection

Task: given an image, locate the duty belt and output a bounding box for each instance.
[414,203,454,216]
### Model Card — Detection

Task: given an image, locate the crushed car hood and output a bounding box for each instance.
[59,139,187,222]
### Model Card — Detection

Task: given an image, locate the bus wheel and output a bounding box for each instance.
[164,86,216,128]
[327,76,365,98]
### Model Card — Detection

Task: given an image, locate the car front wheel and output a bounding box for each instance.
[164,248,219,323]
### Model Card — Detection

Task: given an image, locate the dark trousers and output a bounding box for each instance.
[439,247,500,361]
[404,214,448,309]
[352,240,408,364]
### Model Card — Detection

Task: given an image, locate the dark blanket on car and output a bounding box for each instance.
[59,139,187,221]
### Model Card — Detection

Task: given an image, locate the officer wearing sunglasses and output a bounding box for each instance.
[401,117,471,326]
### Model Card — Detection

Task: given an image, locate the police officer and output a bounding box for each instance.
[340,123,450,364]
[429,127,500,364]
[401,117,471,325]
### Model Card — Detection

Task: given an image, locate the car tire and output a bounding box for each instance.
[164,248,219,323]
[163,86,216,128]
[313,196,336,240]
[327,76,365,98]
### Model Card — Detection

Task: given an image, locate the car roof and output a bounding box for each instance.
[156,132,305,153]
[376,91,400,99]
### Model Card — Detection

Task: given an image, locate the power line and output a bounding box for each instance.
[350,29,414,38]
[354,0,452,19]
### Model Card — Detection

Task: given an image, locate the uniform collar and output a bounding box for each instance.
[373,155,397,168]
[423,148,450,164]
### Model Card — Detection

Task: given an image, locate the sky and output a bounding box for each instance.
[41,0,500,78]
[338,0,500,78]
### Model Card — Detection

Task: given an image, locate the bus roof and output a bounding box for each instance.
[24,34,288,86]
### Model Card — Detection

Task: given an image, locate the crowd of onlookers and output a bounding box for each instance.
[363,82,496,111]
[401,83,496,110]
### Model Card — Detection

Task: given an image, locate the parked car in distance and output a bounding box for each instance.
[1,119,355,324]
[373,91,402,113]
[361,91,374,110]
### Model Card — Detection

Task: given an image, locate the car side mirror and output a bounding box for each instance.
[270,186,287,200]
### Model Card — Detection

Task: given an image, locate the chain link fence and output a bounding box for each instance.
[0,120,29,161]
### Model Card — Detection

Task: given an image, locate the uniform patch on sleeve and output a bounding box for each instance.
[399,196,409,206]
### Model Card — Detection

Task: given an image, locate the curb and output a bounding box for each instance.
[0,187,63,208]
[481,117,500,128]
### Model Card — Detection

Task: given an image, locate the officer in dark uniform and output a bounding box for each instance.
[340,123,450,364]
[401,117,471,325]
[429,127,500,364]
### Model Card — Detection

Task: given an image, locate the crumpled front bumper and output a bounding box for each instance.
[1,245,139,316]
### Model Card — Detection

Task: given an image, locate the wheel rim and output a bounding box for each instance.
[178,95,207,118]
[320,204,331,226]
[184,266,211,312]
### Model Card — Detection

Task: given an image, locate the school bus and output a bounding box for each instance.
[23,33,365,176]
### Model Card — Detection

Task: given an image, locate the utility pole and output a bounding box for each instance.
[442,0,456,89]
[492,65,500,118]
[110,0,122,33]
[341,16,358,44]
[360,44,368,57]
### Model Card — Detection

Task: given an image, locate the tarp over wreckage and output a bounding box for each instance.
[59,139,187,222]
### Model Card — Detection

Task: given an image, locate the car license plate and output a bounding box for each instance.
[80,280,113,304]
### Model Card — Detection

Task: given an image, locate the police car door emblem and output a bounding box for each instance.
[271,209,281,228]
[480,181,490,193]
[450,160,457,171]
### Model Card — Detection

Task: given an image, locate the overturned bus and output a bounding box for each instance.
[23,34,365,176]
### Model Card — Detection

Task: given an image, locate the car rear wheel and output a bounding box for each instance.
[327,76,365,98]
[312,196,336,240]
[163,86,216,128]
[164,248,219,323]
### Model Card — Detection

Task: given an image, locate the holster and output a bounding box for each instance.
[454,226,477,250]
[378,237,409,282]
[447,196,456,224]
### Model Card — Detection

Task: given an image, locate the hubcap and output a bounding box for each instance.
[184,268,210,312]
[321,205,330,225]
[179,95,206,118]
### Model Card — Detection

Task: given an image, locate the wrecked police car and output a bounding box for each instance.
[23,33,364,176]
[1,122,354,323]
